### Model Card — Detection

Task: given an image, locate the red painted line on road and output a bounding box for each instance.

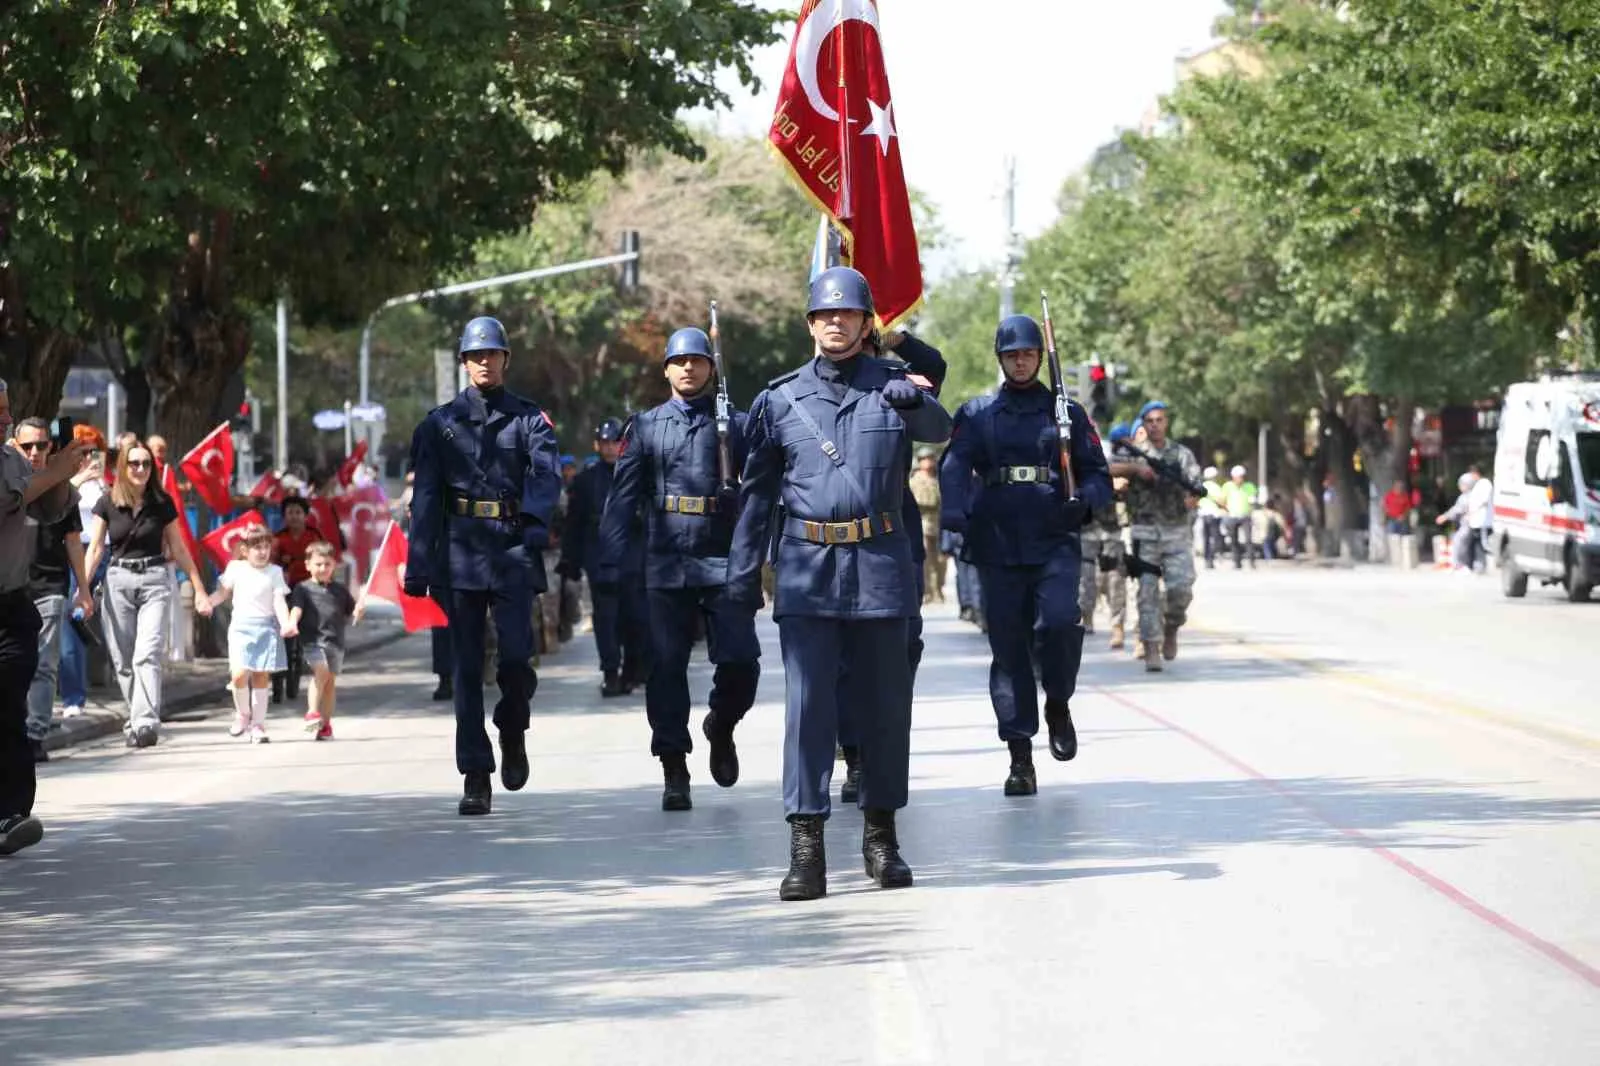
[1094,686,1600,991]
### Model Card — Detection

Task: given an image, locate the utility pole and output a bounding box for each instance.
[997,157,1019,320]
[276,297,289,473]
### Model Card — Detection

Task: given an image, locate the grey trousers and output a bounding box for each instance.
[102,565,172,734]
[25,594,65,741]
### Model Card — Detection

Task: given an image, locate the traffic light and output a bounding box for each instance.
[1087,363,1112,427]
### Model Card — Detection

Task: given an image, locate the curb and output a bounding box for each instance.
[42,626,414,754]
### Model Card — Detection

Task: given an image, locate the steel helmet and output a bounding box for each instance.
[807,266,874,316]
[595,418,625,442]
[459,316,510,356]
[664,327,713,362]
[994,314,1045,356]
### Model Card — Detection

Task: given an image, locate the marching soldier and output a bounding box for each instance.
[404,316,562,816]
[1079,422,1131,650]
[938,314,1112,796]
[557,419,650,696]
[1109,400,1202,672]
[727,266,951,901]
[595,327,760,812]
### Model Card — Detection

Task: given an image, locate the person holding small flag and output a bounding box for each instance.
[404,316,562,817]
[290,542,357,740]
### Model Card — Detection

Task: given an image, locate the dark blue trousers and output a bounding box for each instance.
[645,585,761,756]
[448,586,537,775]
[839,572,923,751]
[779,616,910,818]
[431,624,453,679]
[589,571,650,678]
[956,559,983,613]
[981,553,1085,741]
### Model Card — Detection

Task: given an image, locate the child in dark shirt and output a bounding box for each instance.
[285,542,356,740]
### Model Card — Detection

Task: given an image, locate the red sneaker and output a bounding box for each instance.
[316,722,334,741]
[303,710,323,736]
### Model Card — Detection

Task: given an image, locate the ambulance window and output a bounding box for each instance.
[1576,433,1600,491]
[1523,430,1551,483]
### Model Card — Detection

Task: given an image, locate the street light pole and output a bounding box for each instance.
[358,246,643,406]
[276,297,289,471]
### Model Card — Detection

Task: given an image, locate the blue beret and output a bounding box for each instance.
[1138,400,1168,422]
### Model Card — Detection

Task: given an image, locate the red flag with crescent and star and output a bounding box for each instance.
[769,0,922,330]
[361,521,448,632]
[200,510,268,569]
[337,440,369,488]
[160,463,203,572]
[179,422,235,514]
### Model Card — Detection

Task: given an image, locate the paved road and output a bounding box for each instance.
[3,564,1596,1065]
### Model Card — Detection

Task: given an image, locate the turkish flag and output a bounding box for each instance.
[308,496,345,552]
[769,0,922,329]
[180,423,236,514]
[201,510,268,570]
[361,521,448,632]
[337,440,369,488]
[249,470,286,504]
[160,464,203,573]
[334,483,389,583]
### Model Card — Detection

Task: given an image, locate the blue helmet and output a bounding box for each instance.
[595,418,625,442]
[1109,422,1133,443]
[459,316,510,356]
[1138,400,1169,422]
[665,327,712,362]
[807,266,874,316]
[559,454,576,467]
[994,314,1045,356]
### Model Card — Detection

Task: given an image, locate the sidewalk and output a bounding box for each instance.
[41,619,412,754]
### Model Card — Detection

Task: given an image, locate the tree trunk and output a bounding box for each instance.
[1321,405,1363,545]
[1349,393,1416,564]
[0,269,81,417]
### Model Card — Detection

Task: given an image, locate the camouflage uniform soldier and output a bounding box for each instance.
[908,447,944,603]
[1109,401,1201,673]
[1079,423,1129,649]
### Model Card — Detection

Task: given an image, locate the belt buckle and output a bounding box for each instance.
[1012,466,1038,484]
[679,497,706,515]
[829,522,859,544]
[471,500,500,519]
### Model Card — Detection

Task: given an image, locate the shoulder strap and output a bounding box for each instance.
[778,383,870,512]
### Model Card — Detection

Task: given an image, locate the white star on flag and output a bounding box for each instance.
[860,97,897,156]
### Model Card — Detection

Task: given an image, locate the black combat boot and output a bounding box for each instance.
[431,676,453,701]
[458,771,492,816]
[838,746,862,805]
[779,815,827,901]
[1004,739,1037,796]
[600,670,627,698]
[861,809,913,888]
[1044,699,1078,762]
[661,753,692,811]
[702,712,740,788]
[499,731,530,792]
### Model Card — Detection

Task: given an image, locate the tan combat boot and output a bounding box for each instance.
[1162,623,1180,661]
[1133,639,1146,661]
[1108,623,1125,650]
[1144,642,1163,672]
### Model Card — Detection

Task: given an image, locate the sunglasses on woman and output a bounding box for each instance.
[127,459,152,469]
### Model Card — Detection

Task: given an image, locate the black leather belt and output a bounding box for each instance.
[784,512,897,545]
[986,465,1052,486]
[111,556,165,574]
[450,494,519,520]
[658,494,717,515]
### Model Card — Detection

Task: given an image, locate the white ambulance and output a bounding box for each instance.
[1492,372,1600,601]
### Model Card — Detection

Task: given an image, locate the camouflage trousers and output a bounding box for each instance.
[1130,525,1196,643]
[1077,532,1126,630]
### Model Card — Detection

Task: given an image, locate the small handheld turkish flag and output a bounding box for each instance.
[180,423,236,514]
[249,470,286,504]
[201,510,268,569]
[361,521,448,632]
[160,464,203,572]
[770,0,922,329]
[338,440,369,488]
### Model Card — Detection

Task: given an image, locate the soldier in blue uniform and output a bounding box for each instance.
[836,329,946,804]
[938,313,1112,796]
[556,419,649,697]
[595,327,760,811]
[727,266,952,901]
[404,316,563,816]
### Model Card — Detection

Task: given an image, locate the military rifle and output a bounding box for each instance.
[1038,292,1078,500]
[1112,438,1207,499]
[708,300,735,491]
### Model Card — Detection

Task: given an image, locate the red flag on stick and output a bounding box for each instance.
[769,0,923,329]
[308,496,345,552]
[249,470,286,504]
[160,464,203,572]
[334,483,389,584]
[179,423,236,514]
[337,439,369,488]
[361,521,448,632]
[201,510,268,570]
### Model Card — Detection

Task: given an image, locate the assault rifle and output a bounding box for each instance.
[1118,548,1164,581]
[1113,438,1207,499]
[1038,292,1078,500]
[708,300,735,491]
